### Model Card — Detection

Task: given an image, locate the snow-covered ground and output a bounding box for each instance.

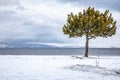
[0,55,120,80]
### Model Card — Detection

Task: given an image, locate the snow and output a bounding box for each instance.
[0,55,120,80]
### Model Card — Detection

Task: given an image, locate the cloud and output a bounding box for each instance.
[0,10,70,43]
[0,0,120,48]
[58,0,120,11]
[0,0,20,6]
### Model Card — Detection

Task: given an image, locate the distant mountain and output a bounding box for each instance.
[1,42,117,48]
[0,42,60,48]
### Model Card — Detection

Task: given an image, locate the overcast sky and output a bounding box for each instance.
[0,0,120,48]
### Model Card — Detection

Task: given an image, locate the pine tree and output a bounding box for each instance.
[63,7,116,57]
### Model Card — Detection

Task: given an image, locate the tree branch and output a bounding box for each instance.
[88,36,95,40]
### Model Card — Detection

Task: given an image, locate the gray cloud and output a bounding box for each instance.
[0,11,26,40]
[59,0,120,11]
[0,10,64,43]
[0,0,20,6]
[0,11,18,24]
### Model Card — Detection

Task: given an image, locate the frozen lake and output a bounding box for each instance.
[0,48,120,56]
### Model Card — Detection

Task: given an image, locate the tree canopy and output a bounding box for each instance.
[63,7,116,39]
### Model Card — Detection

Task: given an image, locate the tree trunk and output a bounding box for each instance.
[85,36,89,57]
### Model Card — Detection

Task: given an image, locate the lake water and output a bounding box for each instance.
[0,48,120,56]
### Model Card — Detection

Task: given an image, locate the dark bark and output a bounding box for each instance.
[84,14,90,57]
[85,36,89,57]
